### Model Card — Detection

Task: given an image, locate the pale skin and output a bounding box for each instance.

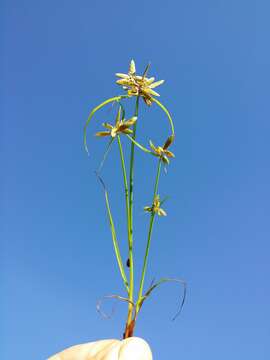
[48,337,152,360]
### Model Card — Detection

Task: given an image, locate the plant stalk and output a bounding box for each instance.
[123,96,139,338]
[136,159,162,313]
[117,135,130,262]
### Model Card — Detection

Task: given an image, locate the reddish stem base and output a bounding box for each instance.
[123,319,135,339]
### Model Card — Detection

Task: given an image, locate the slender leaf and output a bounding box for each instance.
[138,277,187,320]
[126,134,152,155]
[96,137,115,174]
[97,294,135,320]
[96,174,129,293]
[152,97,175,135]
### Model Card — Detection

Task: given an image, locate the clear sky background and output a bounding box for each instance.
[1,1,270,359]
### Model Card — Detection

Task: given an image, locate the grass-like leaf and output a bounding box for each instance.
[96,294,135,320]
[126,134,152,155]
[138,277,187,320]
[96,137,115,174]
[152,97,175,135]
[96,173,129,293]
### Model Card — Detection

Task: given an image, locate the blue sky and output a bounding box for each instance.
[1,0,270,359]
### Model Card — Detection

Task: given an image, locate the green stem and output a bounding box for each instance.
[125,96,140,335]
[136,159,162,313]
[117,135,130,257]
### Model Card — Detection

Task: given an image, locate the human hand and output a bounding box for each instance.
[48,337,152,360]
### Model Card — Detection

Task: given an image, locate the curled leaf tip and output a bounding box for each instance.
[138,278,187,319]
[97,294,134,320]
[84,142,90,156]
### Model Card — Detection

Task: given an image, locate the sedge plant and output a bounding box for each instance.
[84,60,185,339]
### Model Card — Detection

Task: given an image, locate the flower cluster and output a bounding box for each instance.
[144,195,167,216]
[116,60,164,106]
[149,135,175,165]
[96,117,137,138]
